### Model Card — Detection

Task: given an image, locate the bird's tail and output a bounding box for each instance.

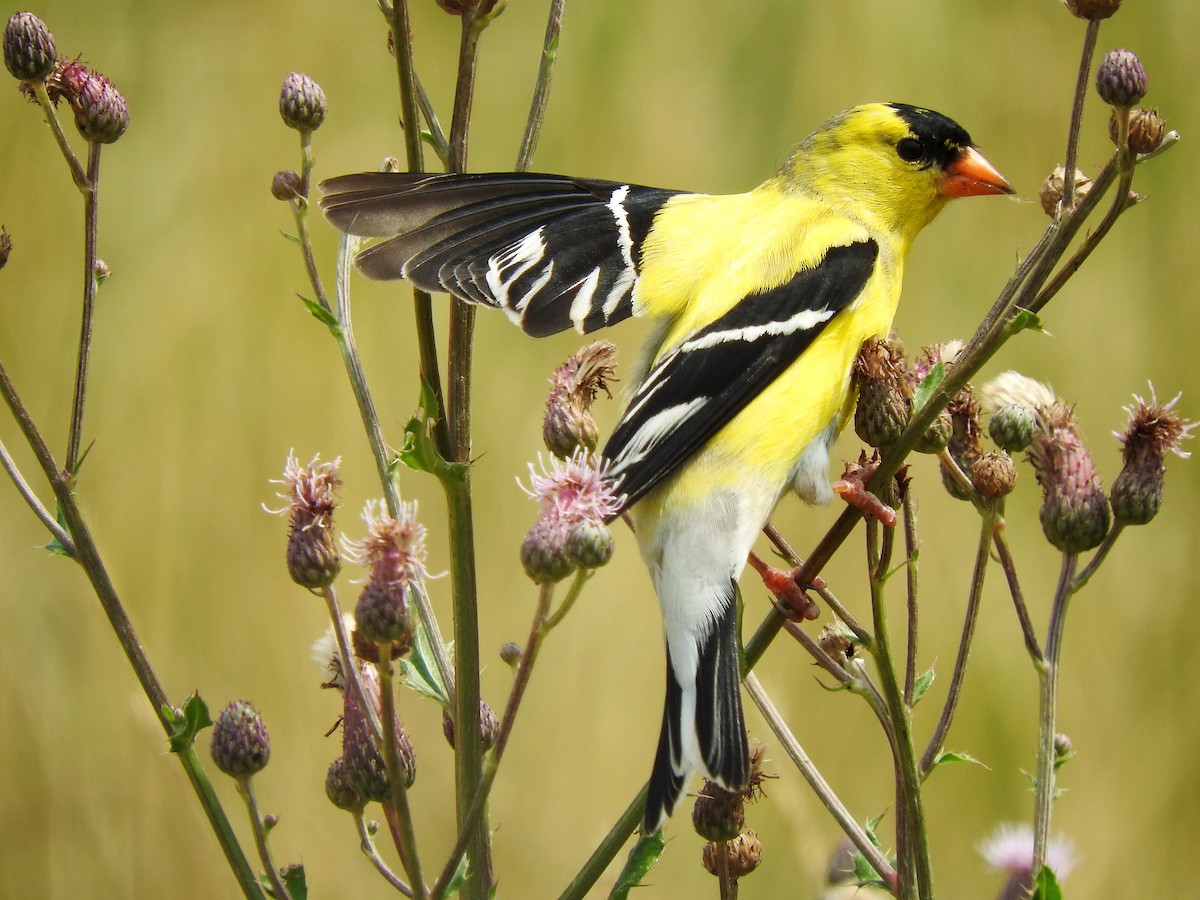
[644,583,749,833]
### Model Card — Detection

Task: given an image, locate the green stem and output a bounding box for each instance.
[0,436,75,552]
[65,141,101,475]
[1071,524,1123,592]
[516,0,567,172]
[355,812,413,896]
[0,362,265,899]
[865,520,931,899]
[1061,19,1101,214]
[378,654,427,897]
[443,8,492,895]
[332,237,456,697]
[901,485,919,707]
[558,790,643,900]
[919,506,996,774]
[33,83,87,189]
[1032,553,1078,870]
[431,578,558,899]
[238,777,292,900]
[745,673,897,892]
[992,523,1044,663]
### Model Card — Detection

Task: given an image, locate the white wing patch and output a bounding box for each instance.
[485,228,548,307]
[608,400,706,474]
[681,307,836,353]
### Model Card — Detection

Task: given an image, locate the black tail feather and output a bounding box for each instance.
[643,586,749,833]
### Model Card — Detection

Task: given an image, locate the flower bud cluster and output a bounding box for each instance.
[519,450,623,583]
[694,744,770,881]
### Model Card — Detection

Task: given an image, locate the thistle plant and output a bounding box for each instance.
[0,4,1193,899]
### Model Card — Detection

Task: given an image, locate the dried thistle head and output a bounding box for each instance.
[543,341,618,457]
[701,830,763,879]
[1039,166,1093,217]
[1110,387,1195,525]
[853,337,913,450]
[1112,107,1167,155]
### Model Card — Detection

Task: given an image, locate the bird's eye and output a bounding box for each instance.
[896,137,924,163]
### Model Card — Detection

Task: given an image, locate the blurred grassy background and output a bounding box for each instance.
[1,1,1196,897]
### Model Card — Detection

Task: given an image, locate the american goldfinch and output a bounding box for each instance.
[320,102,1012,833]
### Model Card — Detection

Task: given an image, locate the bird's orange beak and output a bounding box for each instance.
[940,146,1013,198]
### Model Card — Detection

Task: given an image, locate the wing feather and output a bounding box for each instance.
[320,172,680,337]
[604,240,880,508]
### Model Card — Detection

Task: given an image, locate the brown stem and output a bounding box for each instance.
[66,142,102,474]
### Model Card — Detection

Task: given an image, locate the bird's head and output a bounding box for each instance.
[778,102,1012,245]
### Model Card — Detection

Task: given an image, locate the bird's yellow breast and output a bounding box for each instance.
[632,185,904,509]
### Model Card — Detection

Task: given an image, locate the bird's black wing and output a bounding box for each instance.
[319,172,681,337]
[603,240,879,509]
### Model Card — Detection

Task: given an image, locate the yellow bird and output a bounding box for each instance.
[320,102,1012,833]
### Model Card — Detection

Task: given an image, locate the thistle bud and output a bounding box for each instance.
[853,338,912,450]
[441,700,498,752]
[1111,107,1167,155]
[693,781,746,843]
[990,403,1037,453]
[1110,388,1194,525]
[1053,733,1074,760]
[272,170,303,201]
[69,70,129,144]
[542,341,618,457]
[520,515,576,584]
[1039,167,1093,217]
[565,518,615,569]
[270,453,342,590]
[702,831,763,879]
[914,409,951,454]
[4,12,57,82]
[325,757,366,812]
[1096,49,1147,109]
[1027,405,1110,553]
[342,665,416,799]
[971,451,1018,502]
[93,259,111,286]
[499,641,522,667]
[354,577,414,656]
[1063,0,1121,19]
[210,700,271,779]
[279,72,326,133]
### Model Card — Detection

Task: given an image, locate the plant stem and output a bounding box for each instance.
[238,777,292,900]
[431,578,558,899]
[901,485,919,706]
[0,362,265,899]
[992,523,1044,662]
[516,0,567,172]
[1032,553,1078,870]
[33,83,87,189]
[319,585,384,745]
[919,506,995,774]
[65,141,101,475]
[0,437,75,553]
[332,237,455,697]
[442,8,493,895]
[356,812,414,896]
[1071,523,1123,591]
[745,673,897,890]
[378,654,427,897]
[865,520,931,899]
[1061,19,1101,214]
